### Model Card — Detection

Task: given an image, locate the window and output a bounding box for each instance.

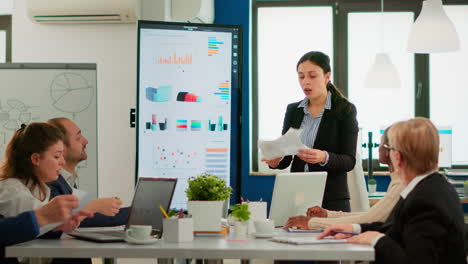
[430,5,468,165]
[253,4,333,172]
[348,12,415,161]
[252,1,468,172]
[0,30,5,62]
[0,0,12,62]
[0,16,11,63]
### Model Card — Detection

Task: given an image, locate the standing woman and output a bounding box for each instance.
[263,51,358,213]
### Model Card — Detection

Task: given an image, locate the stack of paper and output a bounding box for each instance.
[258,128,306,160]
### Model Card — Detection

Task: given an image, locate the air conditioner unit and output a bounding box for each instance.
[27,0,139,23]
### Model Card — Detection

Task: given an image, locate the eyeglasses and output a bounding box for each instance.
[383,144,397,151]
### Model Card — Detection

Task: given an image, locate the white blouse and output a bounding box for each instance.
[0,178,50,217]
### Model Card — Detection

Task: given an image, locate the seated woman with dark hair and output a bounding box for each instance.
[0,123,120,221]
[319,117,466,264]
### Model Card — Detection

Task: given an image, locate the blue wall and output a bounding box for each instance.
[214,1,276,204]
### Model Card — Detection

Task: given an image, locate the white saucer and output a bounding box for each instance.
[124,236,159,245]
[254,233,274,238]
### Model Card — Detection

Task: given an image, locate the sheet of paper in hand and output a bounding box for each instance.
[258,128,307,160]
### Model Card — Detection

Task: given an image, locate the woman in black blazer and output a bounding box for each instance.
[319,118,466,264]
[263,51,359,212]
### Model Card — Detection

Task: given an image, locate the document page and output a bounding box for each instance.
[258,128,307,160]
[38,189,94,236]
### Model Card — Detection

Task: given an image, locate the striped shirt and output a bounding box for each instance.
[298,91,331,170]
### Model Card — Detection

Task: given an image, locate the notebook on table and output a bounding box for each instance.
[68,177,177,242]
[269,172,327,227]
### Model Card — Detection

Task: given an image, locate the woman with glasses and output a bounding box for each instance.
[318,117,465,264]
[284,126,405,230]
[262,51,359,213]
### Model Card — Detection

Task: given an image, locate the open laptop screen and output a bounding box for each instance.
[128,177,177,232]
[269,172,327,227]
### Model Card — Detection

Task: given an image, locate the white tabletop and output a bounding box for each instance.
[6,230,374,261]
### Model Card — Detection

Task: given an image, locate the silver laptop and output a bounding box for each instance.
[69,177,177,242]
[269,172,327,227]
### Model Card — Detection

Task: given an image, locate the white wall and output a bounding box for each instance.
[12,0,141,204]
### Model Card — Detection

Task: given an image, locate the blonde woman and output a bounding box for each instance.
[284,126,404,230]
[319,118,465,264]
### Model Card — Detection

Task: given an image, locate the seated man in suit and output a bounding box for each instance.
[318,117,466,264]
[47,117,129,227]
[1,195,92,263]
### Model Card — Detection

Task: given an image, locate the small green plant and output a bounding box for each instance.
[230,203,250,222]
[186,173,232,201]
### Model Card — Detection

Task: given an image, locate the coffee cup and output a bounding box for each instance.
[254,219,274,236]
[125,225,152,241]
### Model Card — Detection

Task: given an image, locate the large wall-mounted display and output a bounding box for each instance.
[136,20,241,209]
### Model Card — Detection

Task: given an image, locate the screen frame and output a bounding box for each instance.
[135,20,242,207]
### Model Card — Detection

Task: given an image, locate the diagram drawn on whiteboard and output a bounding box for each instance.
[0,99,38,153]
[50,72,94,117]
[0,99,36,131]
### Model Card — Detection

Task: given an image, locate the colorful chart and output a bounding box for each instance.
[153,146,199,169]
[146,86,172,102]
[176,119,188,131]
[204,147,228,178]
[190,120,202,131]
[208,37,224,56]
[157,53,193,64]
[145,114,167,131]
[214,80,230,101]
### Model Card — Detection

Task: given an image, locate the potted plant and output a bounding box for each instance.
[186,173,232,232]
[229,203,250,237]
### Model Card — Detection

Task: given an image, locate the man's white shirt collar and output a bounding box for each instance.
[400,171,435,199]
[60,168,77,188]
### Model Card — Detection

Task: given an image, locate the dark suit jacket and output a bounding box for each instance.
[1,211,38,263]
[274,94,358,202]
[48,175,130,227]
[361,173,466,264]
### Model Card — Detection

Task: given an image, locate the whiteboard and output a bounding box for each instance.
[0,63,97,199]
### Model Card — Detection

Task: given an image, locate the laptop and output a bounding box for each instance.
[269,172,327,227]
[69,177,177,242]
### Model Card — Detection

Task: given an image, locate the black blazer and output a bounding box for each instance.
[361,173,466,264]
[274,94,359,202]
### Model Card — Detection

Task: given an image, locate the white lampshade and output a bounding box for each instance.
[407,0,460,53]
[364,53,401,89]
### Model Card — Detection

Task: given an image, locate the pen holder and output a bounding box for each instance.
[163,218,194,243]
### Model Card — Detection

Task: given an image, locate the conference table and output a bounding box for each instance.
[6,229,374,263]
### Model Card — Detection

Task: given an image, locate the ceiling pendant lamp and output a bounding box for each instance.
[365,53,401,89]
[407,0,460,53]
[364,0,401,89]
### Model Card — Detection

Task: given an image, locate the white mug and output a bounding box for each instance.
[125,225,152,241]
[254,219,274,235]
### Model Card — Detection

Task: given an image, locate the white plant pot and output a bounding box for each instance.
[234,221,248,238]
[187,200,224,232]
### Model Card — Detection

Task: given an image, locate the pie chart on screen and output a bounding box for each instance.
[50,72,94,114]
